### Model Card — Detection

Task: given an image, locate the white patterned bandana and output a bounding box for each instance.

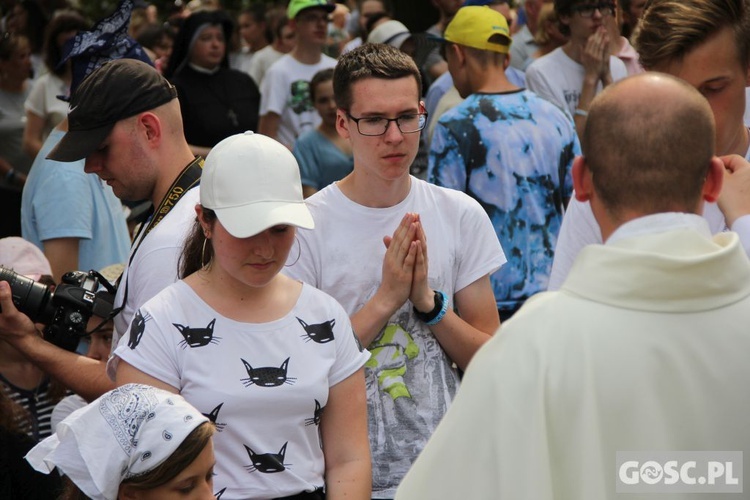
[25,384,209,500]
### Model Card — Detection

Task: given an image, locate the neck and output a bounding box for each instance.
[151,148,198,207]
[0,76,25,92]
[291,43,324,64]
[337,169,411,208]
[188,265,300,322]
[318,121,337,136]
[725,126,750,157]
[471,68,518,94]
[249,39,269,52]
[562,39,587,63]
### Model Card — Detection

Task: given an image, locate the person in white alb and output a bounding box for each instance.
[396,72,750,500]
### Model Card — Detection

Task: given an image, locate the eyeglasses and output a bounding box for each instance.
[571,2,616,17]
[346,112,428,136]
[296,12,331,24]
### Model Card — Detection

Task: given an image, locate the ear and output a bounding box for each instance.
[450,42,466,67]
[701,156,725,203]
[572,155,594,202]
[195,204,211,235]
[137,112,162,146]
[335,108,351,139]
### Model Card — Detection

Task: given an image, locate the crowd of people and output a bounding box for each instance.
[2,0,750,498]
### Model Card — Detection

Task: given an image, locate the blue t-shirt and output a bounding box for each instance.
[293,129,353,191]
[428,89,581,311]
[21,129,130,273]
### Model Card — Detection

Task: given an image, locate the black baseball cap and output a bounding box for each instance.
[47,59,178,162]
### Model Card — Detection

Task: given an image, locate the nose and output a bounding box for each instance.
[196,479,214,499]
[84,153,102,174]
[252,230,274,259]
[383,119,405,144]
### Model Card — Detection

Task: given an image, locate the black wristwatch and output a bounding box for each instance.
[413,290,448,325]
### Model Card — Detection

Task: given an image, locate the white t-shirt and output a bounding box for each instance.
[259,54,336,149]
[248,45,285,88]
[24,72,69,141]
[108,186,200,378]
[284,177,506,498]
[114,281,369,500]
[526,46,628,118]
[548,147,750,289]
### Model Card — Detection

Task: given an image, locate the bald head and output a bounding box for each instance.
[581,73,717,223]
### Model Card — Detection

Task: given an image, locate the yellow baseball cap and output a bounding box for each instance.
[444,6,511,54]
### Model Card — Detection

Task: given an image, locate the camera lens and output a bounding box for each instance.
[0,267,56,324]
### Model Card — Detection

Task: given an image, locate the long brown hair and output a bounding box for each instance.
[178,207,217,279]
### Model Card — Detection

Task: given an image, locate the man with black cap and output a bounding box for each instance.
[258,0,337,149]
[0,58,200,400]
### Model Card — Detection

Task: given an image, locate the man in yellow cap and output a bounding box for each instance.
[428,5,580,321]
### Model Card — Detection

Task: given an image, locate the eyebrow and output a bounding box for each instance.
[355,107,420,117]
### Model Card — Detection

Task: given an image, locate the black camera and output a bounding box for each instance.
[0,267,115,351]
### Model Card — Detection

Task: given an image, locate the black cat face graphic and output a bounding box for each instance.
[297,317,335,344]
[240,357,297,387]
[215,487,226,498]
[128,310,148,349]
[174,318,220,348]
[244,442,289,473]
[202,403,227,432]
[304,399,324,427]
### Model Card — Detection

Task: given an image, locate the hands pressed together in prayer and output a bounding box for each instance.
[381,212,435,314]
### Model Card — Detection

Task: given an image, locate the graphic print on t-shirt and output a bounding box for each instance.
[289,80,312,114]
[305,399,324,449]
[215,487,226,498]
[297,317,335,344]
[174,318,221,348]
[244,442,290,473]
[240,357,297,387]
[202,402,227,432]
[128,309,150,349]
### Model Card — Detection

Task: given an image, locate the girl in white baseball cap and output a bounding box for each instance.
[113,132,371,499]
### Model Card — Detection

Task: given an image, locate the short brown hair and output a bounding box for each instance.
[333,43,421,110]
[310,67,334,103]
[634,0,750,70]
[583,75,715,222]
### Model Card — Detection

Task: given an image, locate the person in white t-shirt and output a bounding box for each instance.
[526,0,628,137]
[115,132,371,500]
[285,43,505,499]
[247,9,296,87]
[549,0,750,289]
[258,0,338,149]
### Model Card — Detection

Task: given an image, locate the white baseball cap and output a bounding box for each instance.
[367,20,412,50]
[200,131,315,238]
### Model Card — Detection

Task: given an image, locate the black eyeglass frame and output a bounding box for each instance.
[570,2,616,17]
[344,111,429,136]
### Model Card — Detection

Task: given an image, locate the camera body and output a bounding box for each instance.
[0,267,115,351]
